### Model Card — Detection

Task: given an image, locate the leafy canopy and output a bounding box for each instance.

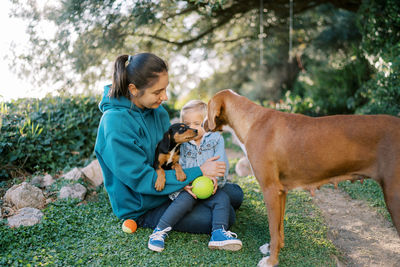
[9,0,361,100]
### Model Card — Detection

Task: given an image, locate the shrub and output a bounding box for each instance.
[271,91,319,116]
[291,56,371,116]
[0,95,102,179]
[355,63,400,116]
[354,0,400,115]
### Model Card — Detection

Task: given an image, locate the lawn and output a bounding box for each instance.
[0,175,338,267]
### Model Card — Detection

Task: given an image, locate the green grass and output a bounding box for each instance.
[0,176,337,267]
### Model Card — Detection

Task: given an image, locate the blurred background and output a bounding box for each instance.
[1,0,399,114]
[1,0,399,178]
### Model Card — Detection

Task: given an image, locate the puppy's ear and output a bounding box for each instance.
[168,127,176,144]
[158,130,171,152]
[168,127,174,139]
[206,98,222,131]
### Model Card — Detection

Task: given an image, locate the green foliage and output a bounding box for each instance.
[357,0,400,57]
[258,0,399,117]
[291,56,371,115]
[9,0,363,105]
[0,95,102,179]
[221,132,242,152]
[0,176,337,266]
[353,0,400,115]
[355,64,400,115]
[162,103,180,121]
[270,91,318,116]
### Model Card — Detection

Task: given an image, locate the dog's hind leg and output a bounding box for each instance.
[279,190,287,248]
[382,170,400,236]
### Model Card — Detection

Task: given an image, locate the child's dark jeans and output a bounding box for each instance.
[137,182,243,233]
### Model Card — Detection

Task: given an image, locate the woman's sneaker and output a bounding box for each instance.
[148,227,172,252]
[208,227,242,251]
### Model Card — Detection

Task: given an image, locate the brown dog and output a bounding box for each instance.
[204,89,400,267]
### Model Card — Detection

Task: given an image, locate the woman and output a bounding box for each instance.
[95,53,243,233]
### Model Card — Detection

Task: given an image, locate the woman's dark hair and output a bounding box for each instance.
[110,53,168,98]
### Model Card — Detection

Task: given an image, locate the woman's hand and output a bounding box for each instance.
[184,184,197,199]
[200,156,226,178]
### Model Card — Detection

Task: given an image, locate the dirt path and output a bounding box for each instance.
[313,187,400,267]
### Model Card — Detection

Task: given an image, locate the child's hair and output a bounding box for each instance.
[110,53,168,99]
[180,100,208,122]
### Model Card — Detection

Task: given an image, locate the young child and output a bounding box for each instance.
[148,100,242,252]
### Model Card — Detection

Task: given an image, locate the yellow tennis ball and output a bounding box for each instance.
[192,176,214,199]
[122,219,137,234]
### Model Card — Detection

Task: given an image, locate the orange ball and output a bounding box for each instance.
[122,219,137,234]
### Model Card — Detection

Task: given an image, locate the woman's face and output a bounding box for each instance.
[131,71,169,109]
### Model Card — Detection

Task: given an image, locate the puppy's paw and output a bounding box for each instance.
[176,171,187,182]
[155,177,166,191]
[257,256,276,267]
[259,243,270,255]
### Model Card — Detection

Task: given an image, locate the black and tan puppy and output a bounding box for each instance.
[154,123,198,191]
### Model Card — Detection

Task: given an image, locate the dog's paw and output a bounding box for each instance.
[176,172,187,182]
[259,243,270,255]
[257,256,277,267]
[155,178,166,191]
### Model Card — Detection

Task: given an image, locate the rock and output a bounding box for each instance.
[4,182,46,209]
[42,174,55,187]
[235,157,252,177]
[2,206,15,217]
[30,176,42,187]
[59,183,87,201]
[30,174,55,188]
[62,167,82,181]
[81,160,103,187]
[7,207,44,227]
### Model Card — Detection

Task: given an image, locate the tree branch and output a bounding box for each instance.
[135,0,361,48]
[139,14,233,47]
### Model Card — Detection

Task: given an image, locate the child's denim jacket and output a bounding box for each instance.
[169,132,229,200]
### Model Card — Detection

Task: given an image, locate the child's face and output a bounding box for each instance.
[182,110,205,142]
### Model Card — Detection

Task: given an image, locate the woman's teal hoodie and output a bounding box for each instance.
[95,85,202,220]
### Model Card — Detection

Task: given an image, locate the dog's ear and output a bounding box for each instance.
[158,130,172,152]
[206,97,222,131]
[167,127,174,142]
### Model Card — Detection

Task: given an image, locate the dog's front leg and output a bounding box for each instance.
[155,168,166,191]
[258,187,283,267]
[172,163,187,181]
[279,190,287,248]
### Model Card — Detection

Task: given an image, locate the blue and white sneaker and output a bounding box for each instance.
[148,227,172,252]
[208,227,242,251]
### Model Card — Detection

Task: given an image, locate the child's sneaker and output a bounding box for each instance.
[148,227,172,252]
[208,227,242,251]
